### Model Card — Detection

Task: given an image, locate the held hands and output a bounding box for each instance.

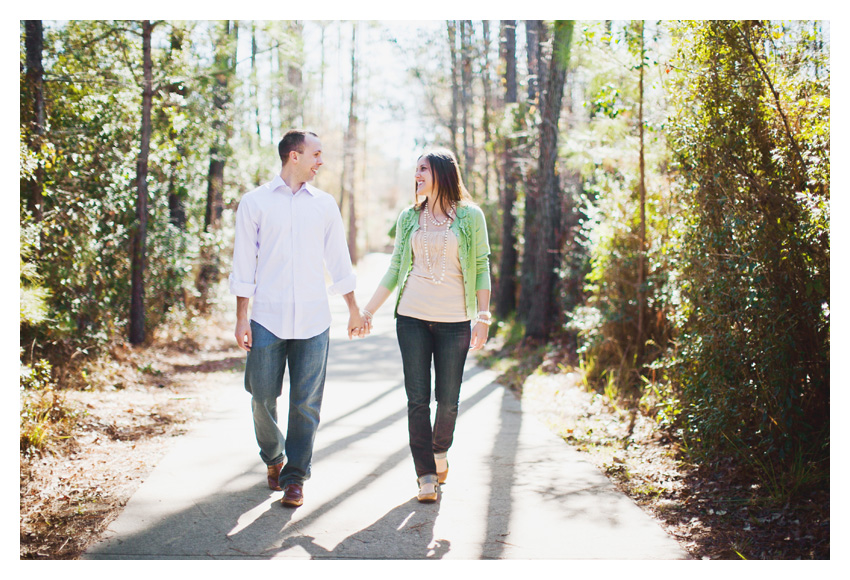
[348,309,372,340]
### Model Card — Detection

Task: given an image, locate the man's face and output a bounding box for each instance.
[292,135,323,183]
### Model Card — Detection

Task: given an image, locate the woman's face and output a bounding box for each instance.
[414,156,434,198]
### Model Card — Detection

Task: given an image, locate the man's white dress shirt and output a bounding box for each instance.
[229,175,356,339]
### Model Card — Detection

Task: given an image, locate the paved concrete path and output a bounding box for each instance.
[84,254,687,560]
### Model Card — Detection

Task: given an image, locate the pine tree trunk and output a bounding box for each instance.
[251,22,262,152]
[636,20,647,363]
[205,20,237,232]
[168,26,187,227]
[286,21,304,127]
[342,22,359,264]
[460,20,475,187]
[525,20,574,340]
[525,20,541,103]
[130,20,154,345]
[481,20,493,201]
[199,20,237,302]
[495,20,518,318]
[23,20,45,222]
[517,20,545,321]
[447,21,460,157]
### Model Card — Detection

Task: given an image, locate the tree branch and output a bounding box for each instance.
[738,22,808,191]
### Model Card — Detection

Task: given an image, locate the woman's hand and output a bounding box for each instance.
[361,309,374,335]
[470,321,489,350]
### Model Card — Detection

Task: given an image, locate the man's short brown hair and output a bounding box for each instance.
[278,130,319,165]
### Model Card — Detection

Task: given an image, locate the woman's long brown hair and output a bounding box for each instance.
[414,148,472,216]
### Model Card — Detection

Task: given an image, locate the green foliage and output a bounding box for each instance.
[20,356,77,455]
[665,20,829,485]
[566,21,675,395]
[20,220,51,327]
[564,20,829,497]
[19,21,225,354]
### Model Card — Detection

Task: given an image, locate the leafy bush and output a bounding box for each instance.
[666,21,829,486]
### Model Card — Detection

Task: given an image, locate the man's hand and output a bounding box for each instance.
[235,318,252,351]
[470,321,489,350]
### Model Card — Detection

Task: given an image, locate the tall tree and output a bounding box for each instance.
[129,20,156,345]
[635,20,648,363]
[204,20,238,232]
[166,24,188,228]
[460,20,475,187]
[318,21,329,124]
[480,20,494,201]
[342,22,359,264]
[251,22,262,143]
[517,20,545,321]
[525,20,542,104]
[22,20,45,222]
[284,21,305,127]
[495,20,518,318]
[198,20,238,302]
[447,21,460,156]
[525,20,575,339]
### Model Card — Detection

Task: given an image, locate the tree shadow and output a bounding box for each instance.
[276,499,449,559]
[86,326,519,560]
[481,384,520,559]
[171,356,245,374]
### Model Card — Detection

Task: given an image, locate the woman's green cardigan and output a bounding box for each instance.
[379,203,491,320]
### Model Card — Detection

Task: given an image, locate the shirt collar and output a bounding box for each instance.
[269,174,317,196]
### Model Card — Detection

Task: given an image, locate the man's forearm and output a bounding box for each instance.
[237,296,250,321]
[341,291,360,313]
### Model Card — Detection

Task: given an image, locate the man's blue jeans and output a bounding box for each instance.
[396,314,471,478]
[244,321,329,487]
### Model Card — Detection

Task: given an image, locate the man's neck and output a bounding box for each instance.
[280,168,305,193]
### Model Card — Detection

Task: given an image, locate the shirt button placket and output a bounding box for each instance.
[289,192,297,337]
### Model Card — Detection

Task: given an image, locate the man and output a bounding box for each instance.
[230,130,365,508]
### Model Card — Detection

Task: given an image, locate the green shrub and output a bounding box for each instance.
[666,21,829,491]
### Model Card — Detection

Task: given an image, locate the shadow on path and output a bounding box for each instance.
[481,385,520,559]
[277,499,449,559]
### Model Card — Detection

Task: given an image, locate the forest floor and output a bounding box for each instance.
[20,309,829,560]
[19,308,245,560]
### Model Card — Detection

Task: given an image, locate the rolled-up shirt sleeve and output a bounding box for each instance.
[323,199,357,296]
[229,197,259,298]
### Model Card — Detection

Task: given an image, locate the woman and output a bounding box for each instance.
[361,148,492,503]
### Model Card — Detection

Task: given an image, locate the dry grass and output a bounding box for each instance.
[20,308,244,559]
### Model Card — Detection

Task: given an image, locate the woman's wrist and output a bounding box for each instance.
[475,310,492,325]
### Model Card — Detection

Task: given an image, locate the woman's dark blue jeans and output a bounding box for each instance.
[396,314,471,478]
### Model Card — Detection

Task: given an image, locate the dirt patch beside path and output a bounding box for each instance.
[516,367,829,560]
[20,310,245,560]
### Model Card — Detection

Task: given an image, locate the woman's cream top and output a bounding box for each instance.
[397,217,469,322]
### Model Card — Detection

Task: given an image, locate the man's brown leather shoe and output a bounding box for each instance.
[267,461,284,491]
[281,483,304,507]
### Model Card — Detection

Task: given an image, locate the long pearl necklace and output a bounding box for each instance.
[421,202,455,285]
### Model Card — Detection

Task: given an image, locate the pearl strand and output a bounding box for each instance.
[422,203,455,286]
